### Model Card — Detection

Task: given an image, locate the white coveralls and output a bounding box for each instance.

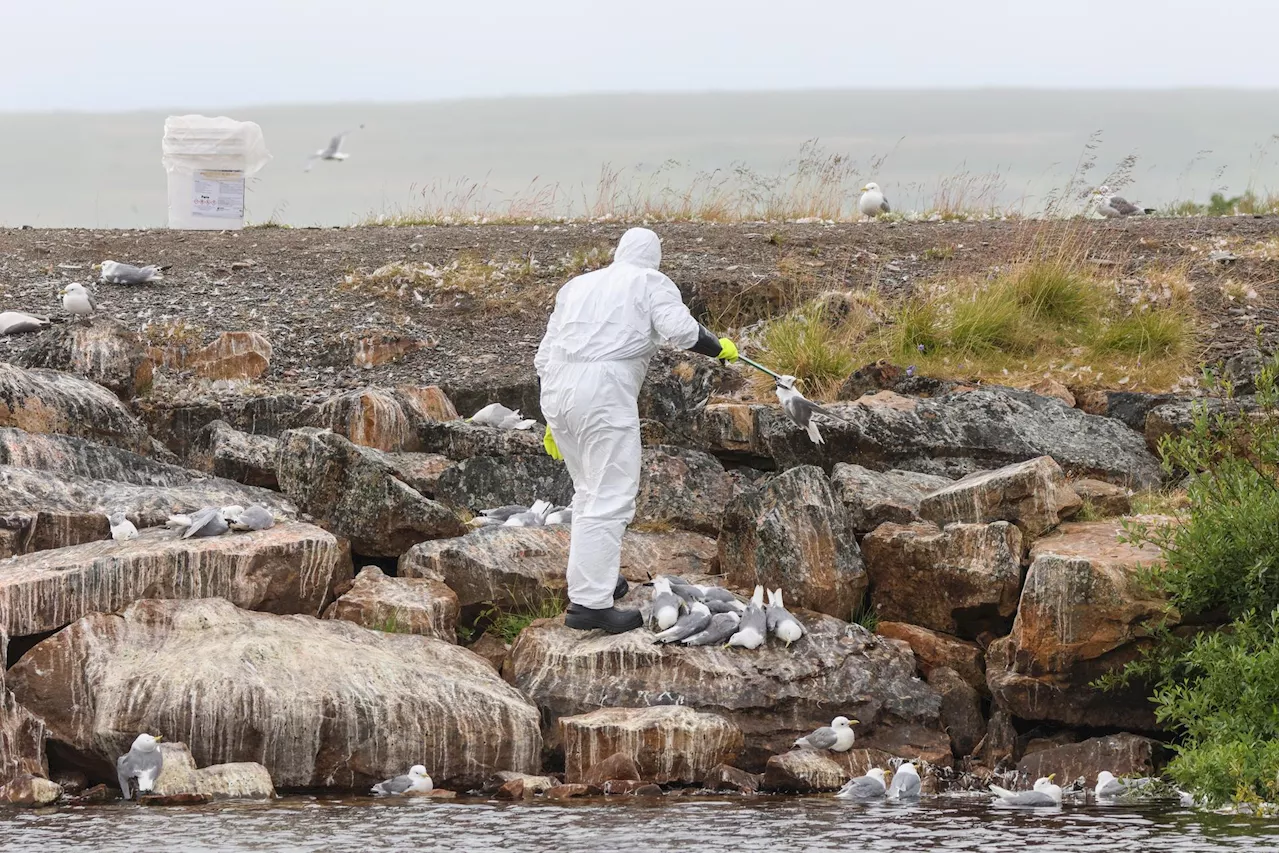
[535,228,701,609]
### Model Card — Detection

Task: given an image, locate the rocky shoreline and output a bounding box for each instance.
[0,219,1274,808]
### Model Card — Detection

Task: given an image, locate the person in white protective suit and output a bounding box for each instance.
[536,228,738,633]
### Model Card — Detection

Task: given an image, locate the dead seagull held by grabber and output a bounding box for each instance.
[738,354,850,445]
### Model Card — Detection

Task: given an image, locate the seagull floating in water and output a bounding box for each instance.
[116,733,164,800]
[305,126,364,172]
[370,764,433,796]
[990,775,1063,807]
[858,182,891,217]
[1095,186,1154,218]
[836,768,888,799]
[793,716,858,752]
[98,260,166,285]
[887,762,922,799]
[1094,770,1159,799]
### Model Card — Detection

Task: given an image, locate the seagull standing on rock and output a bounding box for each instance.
[793,716,858,751]
[858,182,891,217]
[116,733,164,800]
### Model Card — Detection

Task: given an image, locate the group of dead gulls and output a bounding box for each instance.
[105,504,277,544]
[648,578,805,649]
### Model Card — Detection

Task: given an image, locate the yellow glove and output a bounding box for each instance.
[543,428,563,461]
[716,338,739,362]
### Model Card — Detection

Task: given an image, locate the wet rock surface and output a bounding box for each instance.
[152,742,276,801]
[720,465,865,619]
[928,666,986,758]
[0,363,162,456]
[919,456,1082,538]
[1016,732,1163,785]
[322,565,459,641]
[875,622,987,694]
[0,773,61,807]
[559,706,743,785]
[8,598,542,789]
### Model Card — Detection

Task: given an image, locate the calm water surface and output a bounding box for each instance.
[1,796,1274,853]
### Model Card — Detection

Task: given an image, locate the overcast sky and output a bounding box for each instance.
[6,0,1277,111]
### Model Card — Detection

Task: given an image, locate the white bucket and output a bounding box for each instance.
[162,115,270,230]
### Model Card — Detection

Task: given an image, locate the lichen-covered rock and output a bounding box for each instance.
[1143,398,1260,453]
[875,622,986,694]
[919,456,1082,538]
[748,388,1164,488]
[927,667,986,758]
[1017,733,1163,786]
[399,526,717,611]
[986,521,1174,730]
[1075,389,1179,432]
[862,521,1023,638]
[17,318,153,400]
[636,348,721,441]
[137,393,308,460]
[508,613,946,771]
[0,363,160,456]
[0,523,347,637]
[311,386,455,452]
[830,464,952,535]
[559,707,743,785]
[189,332,272,380]
[760,750,845,793]
[432,455,573,511]
[0,773,61,806]
[693,403,764,462]
[376,452,453,496]
[635,446,734,535]
[1071,478,1131,516]
[189,420,280,489]
[720,465,864,619]
[276,427,465,556]
[322,565,459,641]
[8,598,542,789]
[152,742,276,800]
[416,420,544,460]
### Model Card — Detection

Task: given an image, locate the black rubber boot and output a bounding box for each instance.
[565,604,643,634]
[613,576,629,600]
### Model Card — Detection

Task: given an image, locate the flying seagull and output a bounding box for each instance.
[836,768,888,800]
[859,182,891,217]
[305,125,364,172]
[1095,186,1154,218]
[370,764,433,796]
[98,260,166,285]
[775,375,847,445]
[990,775,1063,807]
[793,716,858,751]
[116,733,164,800]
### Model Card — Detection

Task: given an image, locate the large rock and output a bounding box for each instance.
[986,521,1174,730]
[875,622,986,694]
[432,455,573,511]
[1016,733,1162,785]
[151,742,276,800]
[760,748,895,793]
[919,456,1081,538]
[1075,389,1179,432]
[323,565,459,641]
[635,446,734,535]
[416,420,543,460]
[399,526,717,611]
[720,465,864,619]
[310,386,456,452]
[0,363,160,456]
[0,773,61,806]
[189,331,272,380]
[0,426,192,486]
[1071,478,1132,516]
[636,348,721,441]
[0,690,47,788]
[0,523,347,638]
[1143,398,1260,453]
[712,388,1163,488]
[8,598,542,789]
[862,521,1023,638]
[830,464,952,535]
[137,392,308,460]
[276,427,464,556]
[927,667,986,758]
[559,707,743,785]
[189,420,280,489]
[17,319,153,400]
[508,613,947,770]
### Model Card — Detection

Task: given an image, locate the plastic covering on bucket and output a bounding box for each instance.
[162,115,271,174]
[162,115,270,229]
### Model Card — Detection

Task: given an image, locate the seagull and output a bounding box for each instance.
[468,403,537,430]
[370,764,433,796]
[164,513,193,530]
[1095,186,1154,218]
[544,507,572,525]
[858,182,891,217]
[305,126,363,172]
[181,506,231,539]
[836,768,888,800]
[793,716,858,751]
[682,611,742,646]
[727,585,768,649]
[766,588,806,646]
[116,733,164,800]
[775,375,846,445]
[1094,771,1157,799]
[229,505,276,531]
[503,500,554,527]
[887,762,922,799]
[59,283,95,321]
[107,511,138,544]
[652,601,712,644]
[990,775,1063,807]
[649,577,685,631]
[98,260,166,285]
[0,311,49,335]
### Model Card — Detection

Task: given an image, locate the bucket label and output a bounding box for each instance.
[192,169,245,218]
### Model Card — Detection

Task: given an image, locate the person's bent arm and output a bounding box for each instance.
[651,275,737,361]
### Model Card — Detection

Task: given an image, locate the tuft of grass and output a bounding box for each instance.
[758,306,857,395]
[1074,499,1104,522]
[1130,490,1190,517]
[371,610,408,634]
[1010,262,1105,325]
[891,299,945,357]
[851,600,879,632]
[479,595,565,644]
[923,245,955,261]
[1090,308,1194,360]
[948,283,1029,354]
